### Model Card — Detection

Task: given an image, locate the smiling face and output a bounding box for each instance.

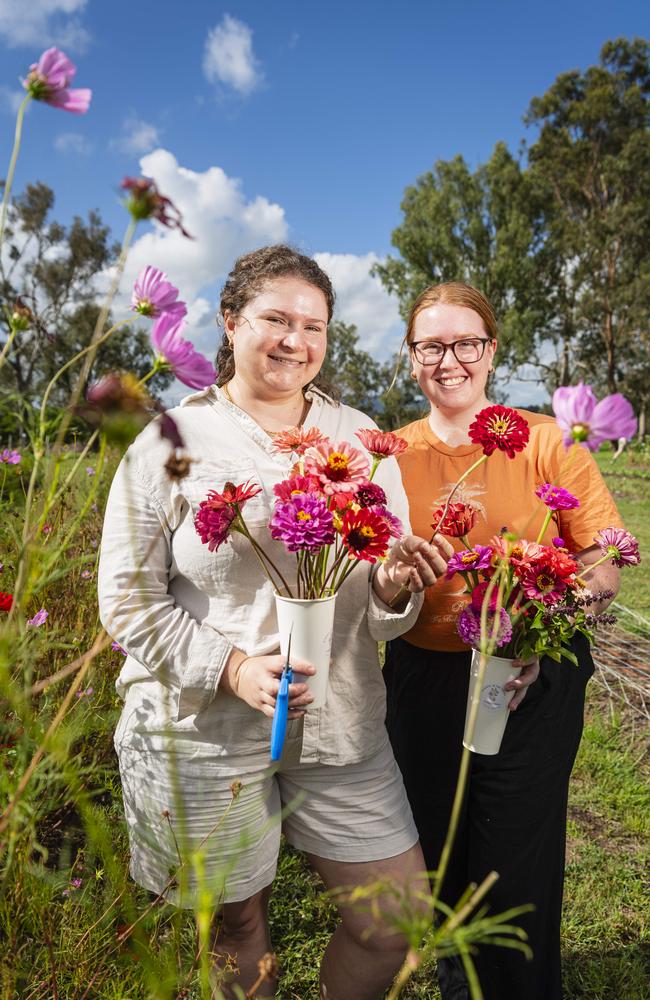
[409,303,496,417]
[225,276,328,401]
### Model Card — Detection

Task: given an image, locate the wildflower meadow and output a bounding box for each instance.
[1,39,648,1000]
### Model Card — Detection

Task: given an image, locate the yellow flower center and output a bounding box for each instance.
[536,573,554,591]
[297,511,312,521]
[328,452,349,471]
[332,513,343,531]
[360,526,376,538]
[461,552,478,564]
[489,416,511,436]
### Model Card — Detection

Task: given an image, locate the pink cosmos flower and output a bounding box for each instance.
[303,440,370,496]
[457,605,513,649]
[271,495,335,552]
[23,48,91,113]
[594,527,640,567]
[0,448,21,464]
[121,177,192,238]
[131,266,187,320]
[150,313,216,390]
[535,483,580,511]
[27,608,48,627]
[445,545,494,580]
[552,383,637,451]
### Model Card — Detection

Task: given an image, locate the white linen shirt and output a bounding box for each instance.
[98,385,423,766]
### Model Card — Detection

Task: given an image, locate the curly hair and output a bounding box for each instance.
[215,244,336,389]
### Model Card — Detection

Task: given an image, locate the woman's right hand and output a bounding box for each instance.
[223,652,316,719]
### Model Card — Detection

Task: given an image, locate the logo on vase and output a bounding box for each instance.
[480,683,506,710]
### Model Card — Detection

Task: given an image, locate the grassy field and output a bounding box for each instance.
[0,442,648,999]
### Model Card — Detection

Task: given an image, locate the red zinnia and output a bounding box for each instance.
[339,508,391,563]
[355,429,408,460]
[0,592,13,612]
[432,501,477,538]
[273,474,321,502]
[468,405,530,459]
[203,480,262,510]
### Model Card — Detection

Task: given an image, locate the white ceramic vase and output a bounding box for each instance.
[274,593,337,709]
[463,648,522,755]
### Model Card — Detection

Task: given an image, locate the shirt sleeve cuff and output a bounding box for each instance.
[176,622,234,722]
[366,570,424,641]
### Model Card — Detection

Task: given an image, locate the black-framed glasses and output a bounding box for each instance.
[409,337,492,366]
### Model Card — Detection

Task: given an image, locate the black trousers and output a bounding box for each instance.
[384,635,594,1000]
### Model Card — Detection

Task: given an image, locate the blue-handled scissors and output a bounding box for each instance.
[270,627,293,762]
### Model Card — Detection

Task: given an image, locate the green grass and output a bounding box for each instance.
[1,441,648,999]
[595,442,650,618]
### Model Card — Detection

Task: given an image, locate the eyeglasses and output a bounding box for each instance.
[409,337,492,366]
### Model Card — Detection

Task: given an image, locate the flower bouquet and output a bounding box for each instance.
[194,426,408,706]
[431,394,640,754]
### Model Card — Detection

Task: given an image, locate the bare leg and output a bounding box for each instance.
[211,885,276,999]
[307,842,430,1000]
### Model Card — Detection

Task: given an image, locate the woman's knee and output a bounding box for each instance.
[219,885,272,941]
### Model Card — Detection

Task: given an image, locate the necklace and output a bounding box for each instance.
[221,381,308,435]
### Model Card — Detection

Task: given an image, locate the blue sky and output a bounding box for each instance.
[1,0,648,404]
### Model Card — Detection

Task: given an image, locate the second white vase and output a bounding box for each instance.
[463,648,522,755]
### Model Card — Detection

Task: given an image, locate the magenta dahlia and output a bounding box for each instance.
[271,495,335,552]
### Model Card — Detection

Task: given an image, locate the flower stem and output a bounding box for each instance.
[429,454,488,542]
[535,508,553,545]
[0,94,31,250]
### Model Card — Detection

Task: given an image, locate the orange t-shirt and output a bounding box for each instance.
[397,410,624,652]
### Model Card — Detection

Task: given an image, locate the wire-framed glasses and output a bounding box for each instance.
[409,337,492,366]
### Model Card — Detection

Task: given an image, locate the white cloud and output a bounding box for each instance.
[314,252,403,359]
[110,113,161,155]
[203,15,262,96]
[54,130,93,154]
[0,0,90,51]
[0,84,26,114]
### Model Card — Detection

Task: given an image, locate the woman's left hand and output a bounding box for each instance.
[506,655,540,710]
[374,533,454,606]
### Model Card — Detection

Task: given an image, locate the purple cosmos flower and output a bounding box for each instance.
[121,177,192,238]
[535,483,580,511]
[355,483,387,508]
[23,48,91,113]
[271,495,335,552]
[594,527,641,567]
[111,641,127,655]
[150,313,217,390]
[131,266,187,320]
[373,506,403,539]
[0,448,21,464]
[27,608,48,627]
[76,686,94,699]
[85,466,95,477]
[457,605,513,649]
[445,545,494,580]
[552,383,637,451]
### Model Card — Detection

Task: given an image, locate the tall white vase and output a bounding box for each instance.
[463,648,522,755]
[274,593,337,709]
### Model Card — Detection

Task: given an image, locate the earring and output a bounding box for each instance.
[488,366,495,375]
[410,371,417,380]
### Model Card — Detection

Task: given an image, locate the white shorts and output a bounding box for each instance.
[116,737,418,906]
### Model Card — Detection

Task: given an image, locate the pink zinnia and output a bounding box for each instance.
[132,266,187,320]
[535,483,580,511]
[594,528,640,567]
[355,429,408,460]
[446,545,493,580]
[151,313,216,390]
[194,504,236,552]
[520,562,568,605]
[303,441,370,496]
[273,474,321,502]
[23,48,91,113]
[552,383,637,451]
[272,426,326,456]
[271,495,335,552]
